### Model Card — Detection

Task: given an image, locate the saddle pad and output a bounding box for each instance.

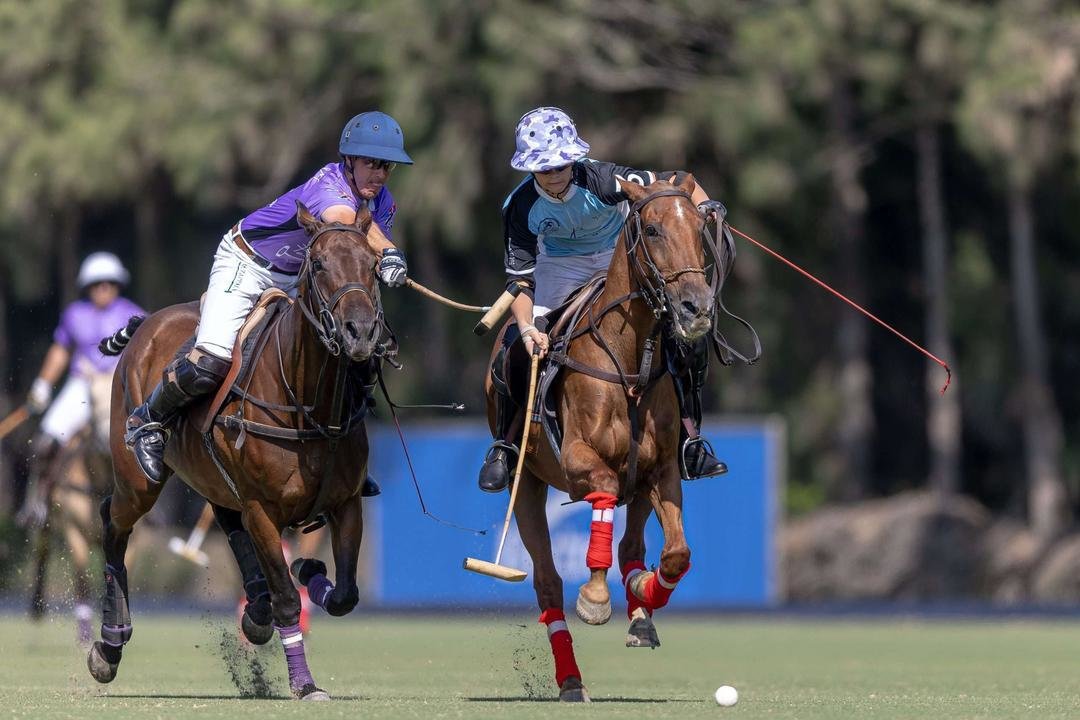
[193,289,291,432]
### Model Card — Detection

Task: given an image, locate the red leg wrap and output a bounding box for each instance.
[640,561,691,611]
[538,608,581,686]
[584,492,618,570]
[621,560,649,619]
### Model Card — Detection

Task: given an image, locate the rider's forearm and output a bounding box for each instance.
[37,344,70,386]
[690,183,710,206]
[511,292,535,333]
[365,223,396,255]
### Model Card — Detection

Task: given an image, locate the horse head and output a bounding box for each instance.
[618,175,716,341]
[296,201,384,362]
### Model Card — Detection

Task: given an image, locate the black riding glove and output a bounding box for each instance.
[697,200,728,224]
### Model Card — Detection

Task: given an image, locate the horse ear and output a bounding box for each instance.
[618,178,648,203]
[296,201,320,236]
[676,172,697,197]
[355,205,373,232]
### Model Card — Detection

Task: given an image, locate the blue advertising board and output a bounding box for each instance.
[364,417,783,608]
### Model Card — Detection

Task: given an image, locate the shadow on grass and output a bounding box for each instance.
[468,696,697,703]
[103,693,364,701]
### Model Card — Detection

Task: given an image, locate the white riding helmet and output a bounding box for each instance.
[77,252,130,289]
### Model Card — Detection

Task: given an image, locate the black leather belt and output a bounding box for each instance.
[229,224,288,273]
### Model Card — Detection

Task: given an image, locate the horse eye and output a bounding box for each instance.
[645,224,659,237]
[311,259,324,272]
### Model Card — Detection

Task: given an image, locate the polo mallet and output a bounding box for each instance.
[462,347,540,582]
[168,503,214,566]
[404,278,522,336]
[0,405,30,441]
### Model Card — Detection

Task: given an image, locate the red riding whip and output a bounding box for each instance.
[727,224,952,394]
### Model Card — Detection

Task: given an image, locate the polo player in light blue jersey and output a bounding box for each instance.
[478,107,731,493]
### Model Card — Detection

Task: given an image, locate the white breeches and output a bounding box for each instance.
[41,367,114,447]
[194,234,298,360]
[532,248,614,318]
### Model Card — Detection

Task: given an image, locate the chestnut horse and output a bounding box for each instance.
[87,204,388,700]
[487,176,727,701]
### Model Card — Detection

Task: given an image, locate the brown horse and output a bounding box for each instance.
[87,203,387,700]
[487,175,724,701]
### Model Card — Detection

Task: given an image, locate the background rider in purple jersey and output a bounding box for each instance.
[124,111,413,494]
[18,252,145,527]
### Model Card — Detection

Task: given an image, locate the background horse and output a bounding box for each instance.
[88,204,387,700]
[23,364,116,643]
[486,175,723,701]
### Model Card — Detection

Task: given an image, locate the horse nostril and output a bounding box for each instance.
[681,300,699,317]
[345,321,360,340]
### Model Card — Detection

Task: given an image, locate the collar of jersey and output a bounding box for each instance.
[533,179,578,204]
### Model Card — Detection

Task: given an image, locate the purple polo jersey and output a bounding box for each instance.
[54,296,146,375]
[239,162,397,274]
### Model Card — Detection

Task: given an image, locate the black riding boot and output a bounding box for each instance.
[478,346,521,494]
[125,352,229,484]
[671,338,727,480]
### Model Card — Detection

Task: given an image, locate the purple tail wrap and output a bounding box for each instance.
[276,622,315,691]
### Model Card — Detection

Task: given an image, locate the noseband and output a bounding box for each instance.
[297,224,385,357]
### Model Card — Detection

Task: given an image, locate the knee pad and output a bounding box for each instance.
[168,351,229,396]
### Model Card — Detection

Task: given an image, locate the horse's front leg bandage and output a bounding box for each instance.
[539,608,581,686]
[621,560,649,618]
[584,491,617,570]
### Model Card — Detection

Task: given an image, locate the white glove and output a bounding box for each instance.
[27,378,51,414]
[378,249,408,287]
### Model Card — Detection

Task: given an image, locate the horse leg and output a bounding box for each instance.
[562,439,619,626]
[618,492,661,648]
[625,467,690,642]
[290,494,362,617]
[87,486,158,683]
[212,504,273,645]
[514,471,590,702]
[243,503,329,701]
[62,476,95,645]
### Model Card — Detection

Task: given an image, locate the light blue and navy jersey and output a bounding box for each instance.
[502,159,685,295]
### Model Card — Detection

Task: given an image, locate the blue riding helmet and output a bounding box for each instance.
[339,111,414,165]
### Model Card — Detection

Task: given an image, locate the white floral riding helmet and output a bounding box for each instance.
[510,107,590,172]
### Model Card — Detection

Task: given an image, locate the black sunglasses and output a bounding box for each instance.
[357,157,396,172]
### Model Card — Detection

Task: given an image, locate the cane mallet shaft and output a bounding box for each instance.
[473,283,523,336]
[169,503,215,566]
[0,405,30,441]
[463,349,540,582]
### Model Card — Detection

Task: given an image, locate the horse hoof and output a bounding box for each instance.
[87,641,119,683]
[295,683,331,701]
[241,611,274,646]
[575,592,611,626]
[626,606,661,648]
[559,677,591,702]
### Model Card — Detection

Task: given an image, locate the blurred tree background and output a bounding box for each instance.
[1,0,1078,539]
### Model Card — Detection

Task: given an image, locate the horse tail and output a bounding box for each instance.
[99,315,145,356]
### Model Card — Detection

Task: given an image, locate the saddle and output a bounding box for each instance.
[185,288,292,434]
[503,273,610,463]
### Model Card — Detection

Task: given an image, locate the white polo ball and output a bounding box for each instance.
[714,685,739,706]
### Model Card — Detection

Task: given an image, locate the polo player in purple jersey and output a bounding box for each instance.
[18,252,146,528]
[124,111,413,493]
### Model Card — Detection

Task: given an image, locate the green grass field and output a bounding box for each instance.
[5,613,1080,719]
